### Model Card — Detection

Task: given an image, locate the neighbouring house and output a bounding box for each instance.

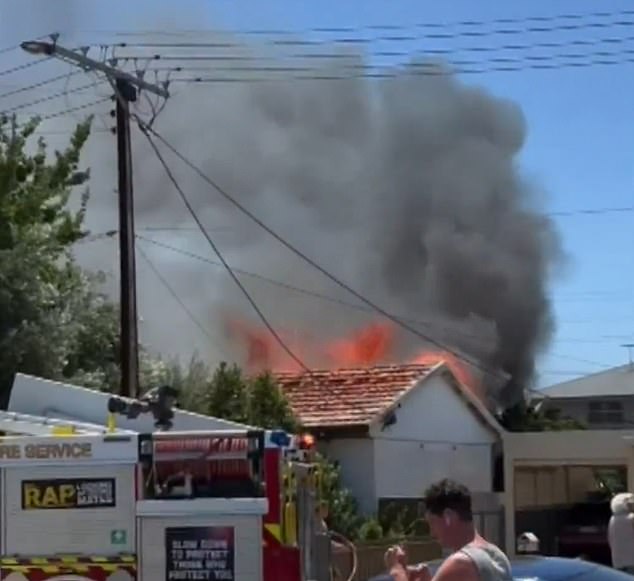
[277,362,503,516]
[536,364,634,430]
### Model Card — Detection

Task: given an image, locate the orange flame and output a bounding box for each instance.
[326,322,395,367]
[224,313,476,390]
[411,350,474,389]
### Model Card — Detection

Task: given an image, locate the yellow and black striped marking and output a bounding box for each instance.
[1,554,136,574]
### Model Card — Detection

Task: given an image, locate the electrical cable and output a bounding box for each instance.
[0,34,50,57]
[1,79,107,114]
[0,70,83,101]
[136,241,232,358]
[121,44,634,67]
[135,121,311,373]
[549,206,634,217]
[13,42,620,381]
[113,33,634,54]
[136,235,633,327]
[91,9,634,40]
[0,44,20,56]
[134,235,618,370]
[14,96,111,128]
[0,57,51,77]
[165,52,634,84]
[134,124,519,381]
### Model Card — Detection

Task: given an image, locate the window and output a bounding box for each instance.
[587,400,624,425]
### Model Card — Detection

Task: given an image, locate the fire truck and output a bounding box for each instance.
[0,373,341,581]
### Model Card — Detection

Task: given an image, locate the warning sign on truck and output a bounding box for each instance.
[21,477,116,510]
[165,526,235,580]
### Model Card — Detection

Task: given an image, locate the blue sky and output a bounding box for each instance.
[205,0,634,386]
[2,0,633,387]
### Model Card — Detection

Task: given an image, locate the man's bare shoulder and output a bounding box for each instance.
[434,552,478,581]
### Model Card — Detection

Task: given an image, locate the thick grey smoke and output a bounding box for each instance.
[2,2,563,405]
[130,54,563,405]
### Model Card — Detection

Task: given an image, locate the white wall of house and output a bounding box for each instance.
[322,373,498,516]
[370,374,497,502]
[321,438,377,514]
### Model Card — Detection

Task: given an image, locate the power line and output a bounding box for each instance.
[546,351,612,369]
[136,241,230,358]
[113,34,634,55]
[94,9,634,39]
[0,34,50,57]
[135,120,310,373]
[0,44,21,57]
[0,70,82,101]
[14,97,111,128]
[549,206,634,217]
[165,52,634,84]
[124,33,634,68]
[127,206,634,227]
[122,43,634,68]
[0,57,51,78]
[136,235,629,322]
[1,79,107,115]
[130,125,521,381]
[135,234,621,368]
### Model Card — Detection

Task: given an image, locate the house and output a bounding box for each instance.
[537,364,634,429]
[277,362,503,515]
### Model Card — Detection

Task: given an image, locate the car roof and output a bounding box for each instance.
[422,556,628,581]
[370,555,633,581]
[511,556,604,579]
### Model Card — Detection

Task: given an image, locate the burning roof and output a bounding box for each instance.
[225,314,477,388]
[224,313,506,428]
[276,363,439,428]
[276,361,503,435]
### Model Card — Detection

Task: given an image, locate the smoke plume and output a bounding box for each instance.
[2,2,563,405]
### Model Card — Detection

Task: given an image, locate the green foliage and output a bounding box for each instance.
[201,361,249,423]
[173,359,299,432]
[499,401,586,432]
[247,371,298,432]
[315,453,365,540]
[0,114,110,402]
[358,518,384,542]
[378,500,430,540]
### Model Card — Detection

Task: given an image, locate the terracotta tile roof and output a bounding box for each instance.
[276,363,439,428]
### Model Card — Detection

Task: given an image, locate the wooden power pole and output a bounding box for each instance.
[115,78,140,398]
[21,38,169,399]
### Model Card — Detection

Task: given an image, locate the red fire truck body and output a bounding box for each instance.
[1,374,325,581]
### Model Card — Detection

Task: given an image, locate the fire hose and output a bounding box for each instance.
[328,531,358,581]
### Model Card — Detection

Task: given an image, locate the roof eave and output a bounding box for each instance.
[366,361,447,431]
[303,423,370,439]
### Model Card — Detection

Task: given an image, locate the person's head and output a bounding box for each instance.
[423,479,474,549]
[611,492,634,516]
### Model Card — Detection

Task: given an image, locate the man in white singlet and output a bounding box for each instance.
[384,479,513,581]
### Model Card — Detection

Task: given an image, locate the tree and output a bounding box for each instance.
[177,360,299,431]
[247,371,298,432]
[499,401,585,432]
[200,361,249,423]
[316,453,365,540]
[0,114,105,403]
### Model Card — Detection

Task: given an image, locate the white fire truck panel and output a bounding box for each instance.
[2,463,136,555]
[137,498,267,581]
